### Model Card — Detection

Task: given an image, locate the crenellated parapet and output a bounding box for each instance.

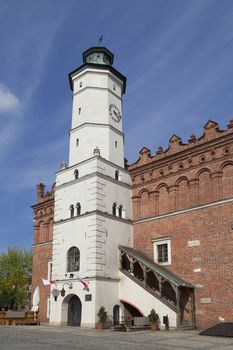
[130,119,233,170]
[129,119,233,220]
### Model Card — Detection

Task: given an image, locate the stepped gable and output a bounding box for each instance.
[129,119,233,170]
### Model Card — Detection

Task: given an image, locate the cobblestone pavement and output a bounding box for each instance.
[0,325,233,350]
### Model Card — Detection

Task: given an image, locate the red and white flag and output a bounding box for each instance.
[73,273,89,289]
[78,277,89,289]
[42,278,55,286]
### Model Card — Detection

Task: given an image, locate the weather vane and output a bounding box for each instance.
[98,35,103,46]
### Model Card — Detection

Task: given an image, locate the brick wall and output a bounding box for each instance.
[133,203,233,328]
[31,183,54,323]
[129,120,233,329]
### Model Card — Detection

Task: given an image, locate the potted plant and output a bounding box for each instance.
[148,309,159,331]
[96,306,108,329]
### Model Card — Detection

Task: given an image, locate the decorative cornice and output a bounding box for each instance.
[69,122,124,138]
[56,154,130,175]
[32,240,53,248]
[56,171,132,190]
[131,153,233,189]
[134,196,233,225]
[54,209,132,226]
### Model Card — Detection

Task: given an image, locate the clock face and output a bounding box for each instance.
[109,104,121,123]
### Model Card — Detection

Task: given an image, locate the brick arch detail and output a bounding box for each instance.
[196,168,212,205]
[220,162,233,198]
[137,188,150,197]
[175,176,190,210]
[138,188,150,219]
[195,167,211,179]
[175,176,189,185]
[219,160,233,171]
[156,183,169,215]
[156,182,169,191]
[45,218,53,241]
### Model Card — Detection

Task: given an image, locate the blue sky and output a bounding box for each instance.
[1,0,233,251]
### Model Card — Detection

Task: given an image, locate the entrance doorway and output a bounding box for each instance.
[67,295,82,326]
[113,305,120,325]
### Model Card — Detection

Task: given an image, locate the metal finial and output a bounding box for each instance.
[98,35,103,46]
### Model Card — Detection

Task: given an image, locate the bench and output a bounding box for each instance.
[0,311,39,326]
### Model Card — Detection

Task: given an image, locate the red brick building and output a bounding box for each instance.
[129,119,233,329]
[31,183,54,323]
[32,119,233,328]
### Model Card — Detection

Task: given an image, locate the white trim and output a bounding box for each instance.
[48,261,52,281]
[152,236,171,243]
[47,298,51,318]
[135,197,233,224]
[56,154,130,175]
[153,237,171,266]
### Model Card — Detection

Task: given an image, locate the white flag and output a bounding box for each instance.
[42,278,55,286]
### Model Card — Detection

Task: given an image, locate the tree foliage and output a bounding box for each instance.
[0,248,32,310]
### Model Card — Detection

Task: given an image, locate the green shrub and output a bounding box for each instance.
[97,306,108,323]
[148,309,159,324]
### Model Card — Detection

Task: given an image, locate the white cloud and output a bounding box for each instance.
[0,84,21,114]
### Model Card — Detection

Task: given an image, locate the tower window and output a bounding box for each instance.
[115,141,118,148]
[67,247,80,272]
[74,169,79,179]
[78,107,81,114]
[70,205,74,218]
[115,170,119,180]
[76,139,79,147]
[79,81,82,88]
[118,205,123,218]
[113,84,116,91]
[112,203,117,216]
[76,202,81,216]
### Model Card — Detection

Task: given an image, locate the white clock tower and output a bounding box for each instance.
[50,47,133,327]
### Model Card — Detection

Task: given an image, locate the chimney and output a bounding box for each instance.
[36,183,45,202]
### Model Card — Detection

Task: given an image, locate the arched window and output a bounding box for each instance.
[118,205,123,218]
[70,205,74,218]
[74,169,79,179]
[67,247,80,272]
[76,202,81,216]
[115,170,119,180]
[112,203,117,216]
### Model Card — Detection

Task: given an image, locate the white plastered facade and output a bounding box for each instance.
[50,60,134,327]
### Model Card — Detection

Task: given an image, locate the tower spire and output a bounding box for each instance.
[98,34,103,46]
